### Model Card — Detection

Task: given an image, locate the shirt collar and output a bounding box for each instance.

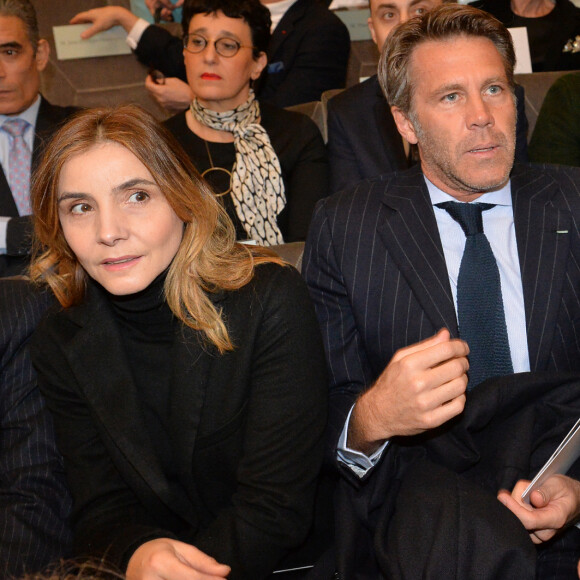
[267,0,299,31]
[424,174,512,207]
[0,94,41,129]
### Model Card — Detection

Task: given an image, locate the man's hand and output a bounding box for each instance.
[145,75,193,114]
[497,475,580,543]
[70,7,139,39]
[145,0,184,22]
[126,538,231,579]
[348,328,469,454]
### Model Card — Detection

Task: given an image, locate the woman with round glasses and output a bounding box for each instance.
[29,105,327,579]
[163,0,328,245]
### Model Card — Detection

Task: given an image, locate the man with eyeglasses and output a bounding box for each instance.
[71,0,350,111]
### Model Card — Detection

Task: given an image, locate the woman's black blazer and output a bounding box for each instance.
[31,264,327,579]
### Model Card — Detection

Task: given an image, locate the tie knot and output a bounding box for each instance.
[437,201,495,236]
[2,118,29,138]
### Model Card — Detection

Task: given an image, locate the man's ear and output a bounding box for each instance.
[35,39,49,72]
[391,106,419,144]
[367,17,378,46]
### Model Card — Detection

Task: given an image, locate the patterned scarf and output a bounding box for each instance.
[190,91,286,245]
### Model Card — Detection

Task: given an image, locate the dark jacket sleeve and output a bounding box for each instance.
[134,24,186,80]
[326,95,365,193]
[302,199,376,463]
[0,281,71,576]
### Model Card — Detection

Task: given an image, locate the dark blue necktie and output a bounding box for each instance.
[437,201,513,389]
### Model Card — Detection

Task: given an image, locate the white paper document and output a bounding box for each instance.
[508,27,533,74]
[521,417,580,503]
[53,24,132,60]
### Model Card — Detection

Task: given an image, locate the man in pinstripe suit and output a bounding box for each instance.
[304,5,580,578]
[0,279,71,576]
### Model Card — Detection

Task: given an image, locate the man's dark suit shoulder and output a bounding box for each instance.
[257,0,350,107]
[0,279,71,577]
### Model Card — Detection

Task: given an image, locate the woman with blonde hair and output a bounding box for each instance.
[29,104,327,580]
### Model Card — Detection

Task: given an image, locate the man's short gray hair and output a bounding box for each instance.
[0,0,39,50]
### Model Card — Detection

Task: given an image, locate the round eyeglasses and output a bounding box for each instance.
[183,34,256,58]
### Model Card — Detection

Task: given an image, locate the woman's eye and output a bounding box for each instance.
[129,191,150,203]
[70,202,92,215]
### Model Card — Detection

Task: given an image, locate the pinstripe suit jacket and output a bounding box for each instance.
[303,163,580,449]
[0,280,71,576]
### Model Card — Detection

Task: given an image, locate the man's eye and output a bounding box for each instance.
[128,191,149,203]
[382,11,396,19]
[1,48,17,57]
[443,93,458,102]
[415,7,426,15]
[487,85,502,95]
[70,203,92,215]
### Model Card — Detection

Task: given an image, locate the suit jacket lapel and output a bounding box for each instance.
[0,96,55,216]
[268,0,305,58]
[511,165,572,371]
[377,167,459,336]
[0,167,16,216]
[63,285,197,522]
[167,327,214,476]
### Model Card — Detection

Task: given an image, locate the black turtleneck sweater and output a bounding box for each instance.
[107,273,178,478]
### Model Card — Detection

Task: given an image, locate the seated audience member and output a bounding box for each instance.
[529,72,580,167]
[72,0,350,111]
[481,0,580,71]
[0,0,77,277]
[29,104,327,580]
[327,0,529,192]
[164,0,328,244]
[0,279,71,577]
[304,5,580,578]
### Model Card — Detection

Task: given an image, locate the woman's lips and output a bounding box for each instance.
[201,73,221,80]
[101,256,142,271]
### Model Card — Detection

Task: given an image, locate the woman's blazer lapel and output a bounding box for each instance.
[62,285,201,523]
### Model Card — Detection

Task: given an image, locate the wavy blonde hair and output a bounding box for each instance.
[30,105,282,352]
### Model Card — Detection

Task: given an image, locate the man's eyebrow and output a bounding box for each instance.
[0,41,23,50]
